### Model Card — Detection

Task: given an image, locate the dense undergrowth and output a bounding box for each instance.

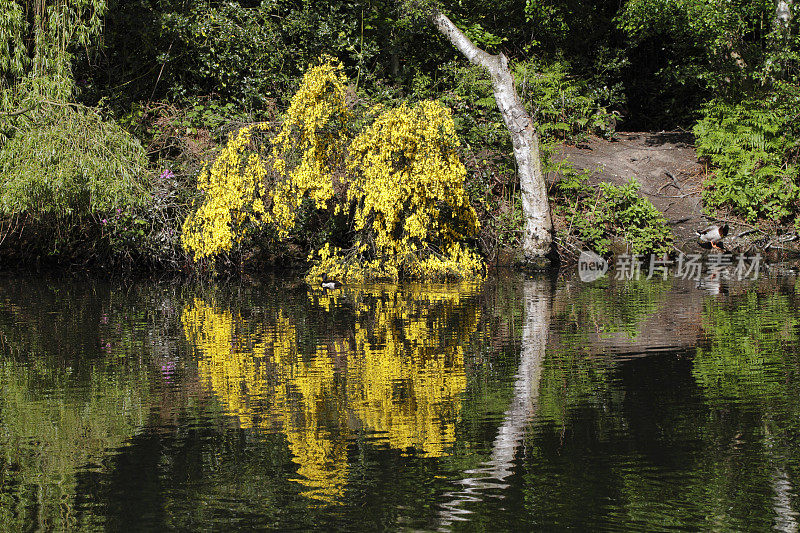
[551,169,673,257]
[695,93,800,224]
[0,0,798,272]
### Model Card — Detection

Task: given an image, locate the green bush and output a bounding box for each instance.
[694,97,800,222]
[0,102,147,218]
[552,170,673,256]
[515,60,619,141]
[159,2,289,107]
[0,99,150,261]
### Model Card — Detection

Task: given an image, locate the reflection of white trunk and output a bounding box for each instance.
[765,430,799,533]
[439,279,551,526]
[772,468,799,533]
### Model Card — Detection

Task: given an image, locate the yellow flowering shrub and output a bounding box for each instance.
[306,100,482,282]
[181,57,483,280]
[269,58,349,236]
[180,123,271,260]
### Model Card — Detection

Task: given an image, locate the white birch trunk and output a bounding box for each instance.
[775,0,793,35]
[429,11,554,264]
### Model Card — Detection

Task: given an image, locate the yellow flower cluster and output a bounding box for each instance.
[308,100,483,282]
[182,59,348,260]
[182,283,479,503]
[269,58,349,235]
[181,123,271,260]
[181,57,483,280]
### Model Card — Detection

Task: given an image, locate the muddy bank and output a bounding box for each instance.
[553,132,799,259]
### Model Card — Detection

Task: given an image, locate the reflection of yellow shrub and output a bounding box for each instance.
[344,286,470,457]
[183,302,348,503]
[182,283,479,503]
[181,58,482,280]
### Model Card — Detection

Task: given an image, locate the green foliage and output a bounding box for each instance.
[0,101,147,219]
[694,96,800,222]
[451,17,506,51]
[0,98,152,262]
[552,170,673,256]
[0,0,107,99]
[515,59,619,140]
[89,0,400,111]
[599,180,674,255]
[158,2,288,107]
[0,0,26,83]
[693,291,799,405]
[616,0,800,126]
[441,59,618,145]
[619,0,770,86]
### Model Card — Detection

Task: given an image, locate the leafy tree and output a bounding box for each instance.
[0,0,106,100]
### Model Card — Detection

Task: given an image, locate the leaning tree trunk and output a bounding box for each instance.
[429,11,554,264]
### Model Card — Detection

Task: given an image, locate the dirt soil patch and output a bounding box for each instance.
[553,131,710,251]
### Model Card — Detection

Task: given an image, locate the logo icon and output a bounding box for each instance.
[578,250,608,282]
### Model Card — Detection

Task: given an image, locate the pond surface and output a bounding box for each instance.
[1,271,799,531]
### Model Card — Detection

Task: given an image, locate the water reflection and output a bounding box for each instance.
[0,274,799,530]
[693,290,799,404]
[440,278,551,527]
[0,279,153,531]
[182,283,479,504]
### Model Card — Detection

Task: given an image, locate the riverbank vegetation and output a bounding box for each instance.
[0,0,798,274]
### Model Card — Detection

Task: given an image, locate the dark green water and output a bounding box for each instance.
[1,272,799,531]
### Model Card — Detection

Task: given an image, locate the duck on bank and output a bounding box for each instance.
[696,223,729,250]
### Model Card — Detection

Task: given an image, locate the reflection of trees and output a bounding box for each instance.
[554,278,671,340]
[692,290,800,530]
[0,363,148,530]
[442,279,800,531]
[0,278,156,531]
[533,278,674,427]
[694,292,798,403]
[181,283,480,504]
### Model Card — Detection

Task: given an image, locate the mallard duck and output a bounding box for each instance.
[321,273,340,290]
[696,223,729,250]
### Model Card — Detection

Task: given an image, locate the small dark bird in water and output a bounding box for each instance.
[696,223,729,250]
[321,273,340,290]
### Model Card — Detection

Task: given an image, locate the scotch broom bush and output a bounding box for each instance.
[182,59,483,281]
